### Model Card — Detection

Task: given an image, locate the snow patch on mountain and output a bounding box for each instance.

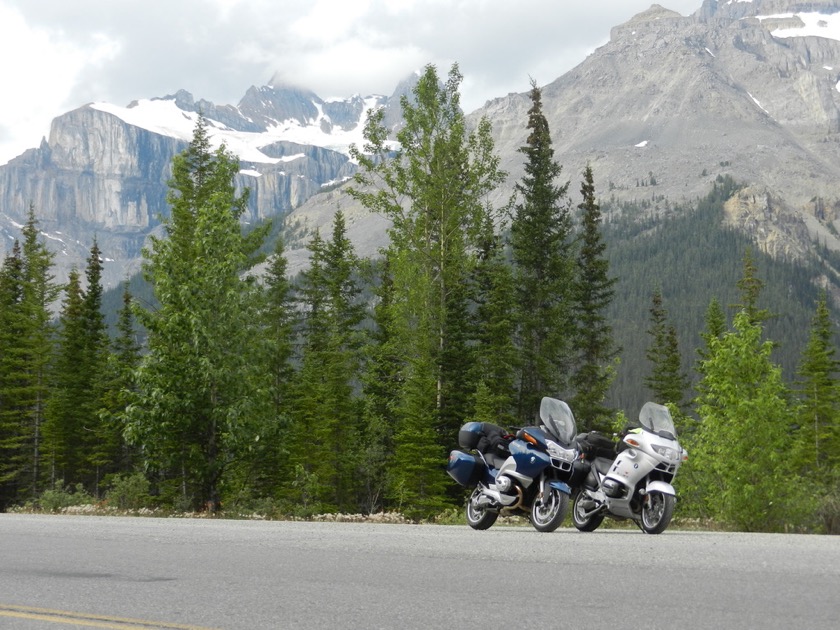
[91,93,386,165]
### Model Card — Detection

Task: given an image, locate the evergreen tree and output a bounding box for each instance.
[795,290,840,471]
[570,164,618,430]
[98,283,141,476]
[43,269,89,487]
[0,243,28,507]
[240,235,297,503]
[644,287,688,410]
[359,257,401,513]
[470,216,518,427]
[16,206,61,498]
[735,248,772,325]
[349,63,505,517]
[43,240,112,492]
[510,79,574,421]
[288,212,365,512]
[126,117,270,512]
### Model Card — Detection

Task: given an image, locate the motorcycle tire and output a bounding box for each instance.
[640,492,675,535]
[466,487,499,530]
[530,486,569,533]
[572,490,605,532]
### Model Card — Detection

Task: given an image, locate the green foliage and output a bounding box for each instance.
[511,80,574,420]
[570,164,619,430]
[125,116,271,512]
[690,311,800,531]
[36,480,95,513]
[104,473,152,511]
[349,63,506,515]
[644,286,689,410]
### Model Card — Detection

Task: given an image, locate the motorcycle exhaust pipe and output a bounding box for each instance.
[480,485,523,509]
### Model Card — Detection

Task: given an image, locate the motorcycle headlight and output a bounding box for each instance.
[651,444,679,461]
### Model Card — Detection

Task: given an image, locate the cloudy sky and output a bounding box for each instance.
[0,0,702,164]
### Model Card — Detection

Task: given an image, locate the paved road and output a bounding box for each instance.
[0,514,838,629]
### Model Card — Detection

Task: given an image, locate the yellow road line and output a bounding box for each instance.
[0,604,218,629]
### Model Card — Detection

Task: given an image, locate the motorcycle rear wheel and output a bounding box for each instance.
[531,486,569,533]
[640,492,675,534]
[466,487,499,530]
[572,490,605,532]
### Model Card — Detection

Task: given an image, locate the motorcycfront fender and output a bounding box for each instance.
[646,480,676,497]
[548,480,571,495]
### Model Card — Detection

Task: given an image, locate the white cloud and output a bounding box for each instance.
[0,4,119,160]
[0,0,703,164]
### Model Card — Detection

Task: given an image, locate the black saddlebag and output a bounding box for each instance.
[458,422,512,459]
[576,431,616,460]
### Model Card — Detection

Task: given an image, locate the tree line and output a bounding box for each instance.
[0,63,837,532]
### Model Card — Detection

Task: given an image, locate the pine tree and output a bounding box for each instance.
[241,235,297,502]
[18,206,61,498]
[644,287,688,410]
[288,212,365,512]
[0,243,28,507]
[98,283,141,476]
[795,290,840,471]
[43,269,89,487]
[510,79,574,421]
[570,164,618,430]
[470,216,518,427]
[735,248,772,325]
[126,116,270,512]
[359,257,401,513]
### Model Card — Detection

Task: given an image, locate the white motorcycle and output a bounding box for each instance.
[572,402,687,535]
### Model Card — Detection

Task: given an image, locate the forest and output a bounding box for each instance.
[0,64,837,533]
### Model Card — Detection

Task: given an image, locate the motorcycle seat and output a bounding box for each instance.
[591,456,613,476]
[485,451,508,470]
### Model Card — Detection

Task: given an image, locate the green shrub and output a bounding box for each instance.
[38,481,94,512]
[104,473,152,511]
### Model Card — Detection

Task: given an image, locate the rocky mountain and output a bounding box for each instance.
[287,0,840,274]
[0,74,410,287]
[3,0,840,290]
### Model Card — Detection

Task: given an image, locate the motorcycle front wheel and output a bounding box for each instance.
[572,490,605,532]
[640,492,675,534]
[531,485,569,533]
[466,486,499,530]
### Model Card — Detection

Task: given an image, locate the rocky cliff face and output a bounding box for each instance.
[453,0,840,268]
[0,75,410,288]
[3,1,840,290]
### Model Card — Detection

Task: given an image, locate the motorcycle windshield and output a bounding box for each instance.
[639,402,677,437]
[539,397,577,444]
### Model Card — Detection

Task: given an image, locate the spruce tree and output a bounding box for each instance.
[470,216,518,427]
[43,269,89,487]
[795,290,840,471]
[243,235,297,502]
[644,287,688,410]
[0,243,28,506]
[288,212,365,512]
[18,206,61,498]
[510,79,574,421]
[359,257,401,513]
[98,283,141,476]
[570,165,618,430]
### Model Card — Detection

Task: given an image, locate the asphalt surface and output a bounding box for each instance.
[0,514,838,629]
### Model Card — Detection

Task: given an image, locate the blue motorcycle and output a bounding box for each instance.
[446,397,587,532]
